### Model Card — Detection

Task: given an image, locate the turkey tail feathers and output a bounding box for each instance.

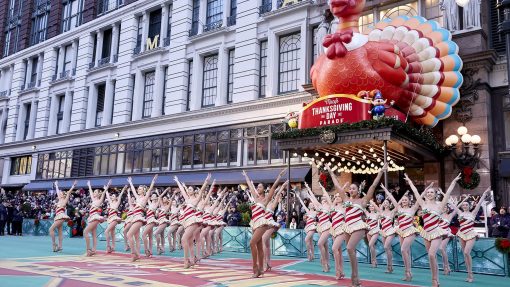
[365,15,463,127]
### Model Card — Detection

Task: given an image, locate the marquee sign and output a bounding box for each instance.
[298,94,406,129]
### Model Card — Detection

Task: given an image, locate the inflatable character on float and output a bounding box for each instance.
[367,90,394,120]
[310,0,463,127]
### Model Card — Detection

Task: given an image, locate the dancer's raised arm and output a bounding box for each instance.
[87,180,94,199]
[295,193,310,213]
[174,176,190,201]
[64,180,77,203]
[265,168,287,204]
[304,182,322,210]
[380,184,398,207]
[198,173,212,197]
[127,177,139,200]
[369,200,382,213]
[440,173,461,209]
[471,188,491,217]
[404,173,424,207]
[363,165,386,205]
[99,179,111,203]
[242,170,260,201]
[325,164,347,200]
[146,174,158,195]
[319,183,333,205]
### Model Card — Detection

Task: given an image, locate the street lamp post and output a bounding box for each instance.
[445,126,482,169]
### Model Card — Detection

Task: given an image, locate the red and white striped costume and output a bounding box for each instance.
[438,217,452,237]
[342,201,369,234]
[379,214,395,237]
[195,208,204,225]
[250,203,268,230]
[396,210,417,238]
[365,212,380,236]
[420,209,447,241]
[87,202,104,224]
[157,207,170,226]
[219,210,227,226]
[316,208,332,234]
[457,213,478,241]
[330,206,345,237]
[124,205,134,226]
[107,207,122,224]
[181,203,199,228]
[264,208,279,228]
[146,204,158,225]
[304,210,317,233]
[169,208,180,226]
[54,205,70,221]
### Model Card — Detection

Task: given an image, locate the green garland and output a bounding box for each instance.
[272,118,447,155]
[458,171,480,190]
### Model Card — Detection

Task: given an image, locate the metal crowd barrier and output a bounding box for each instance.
[21,220,509,276]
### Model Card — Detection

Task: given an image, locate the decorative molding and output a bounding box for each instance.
[260,0,313,19]
[454,68,480,124]
[132,47,168,59]
[188,26,231,42]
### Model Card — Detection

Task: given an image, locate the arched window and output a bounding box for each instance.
[380,2,418,21]
[278,32,301,94]
[202,54,219,107]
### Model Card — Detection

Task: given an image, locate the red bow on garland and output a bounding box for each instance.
[319,173,328,187]
[463,166,473,183]
[323,30,354,60]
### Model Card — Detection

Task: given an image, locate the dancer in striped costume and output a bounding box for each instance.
[296,193,317,262]
[166,196,181,252]
[49,180,77,252]
[243,168,286,278]
[212,195,230,254]
[450,188,490,283]
[439,195,464,275]
[105,185,126,253]
[365,201,380,268]
[126,175,158,262]
[154,188,172,255]
[370,198,396,274]
[262,183,287,272]
[205,188,228,256]
[123,192,136,252]
[304,181,332,273]
[142,189,161,257]
[174,174,211,268]
[194,180,216,261]
[407,173,461,287]
[326,163,385,287]
[382,185,425,281]
[85,179,111,256]
[326,185,348,280]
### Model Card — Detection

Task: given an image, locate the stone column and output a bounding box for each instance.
[25,58,33,88]
[152,65,165,117]
[57,46,65,75]
[15,104,25,141]
[2,158,11,184]
[141,12,149,52]
[222,0,229,27]
[71,40,78,73]
[102,78,115,126]
[160,4,169,47]
[62,90,73,133]
[27,100,38,140]
[272,0,278,10]
[0,107,7,144]
[36,53,44,86]
[95,30,104,63]
[216,46,228,106]
[47,95,58,136]
[111,24,119,62]
[132,70,144,120]
[299,21,308,89]
[85,84,97,129]
[198,0,206,34]
[267,30,277,97]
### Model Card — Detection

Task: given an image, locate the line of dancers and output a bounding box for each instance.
[48,167,491,287]
[294,164,490,287]
[49,173,231,266]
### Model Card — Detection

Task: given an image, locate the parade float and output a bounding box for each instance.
[275,0,464,187]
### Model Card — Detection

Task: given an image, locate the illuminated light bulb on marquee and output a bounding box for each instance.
[321,158,325,162]
[362,164,366,168]
[367,160,371,164]
[352,156,356,161]
[370,148,374,152]
[373,153,377,158]
[345,151,350,155]
[380,162,385,166]
[387,156,391,161]
[347,162,351,166]
[335,152,340,156]
[315,152,319,157]
[331,158,335,162]
[304,153,308,157]
[325,152,330,156]
[371,163,374,167]
[341,157,345,161]
[356,161,361,165]
[377,158,381,162]
[293,153,298,157]
[358,149,362,154]
[362,155,367,160]
[337,162,341,166]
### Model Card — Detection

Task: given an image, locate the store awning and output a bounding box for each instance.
[22,166,311,191]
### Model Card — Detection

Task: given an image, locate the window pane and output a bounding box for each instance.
[143,71,155,118]
[218,142,228,165]
[202,54,219,107]
[205,143,216,165]
[229,140,239,166]
[182,145,192,166]
[193,143,203,166]
[133,150,143,172]
[247,138,255,163]
[152,149,162,171]
[116,152,125,174]
[257,137,269,161]
[125,151,134,173]
[174,146,183,170]
[271,139,283,161]
[162,147,169,171]
[101,154,109,175]
[94,155,101,175]
[227,49,235,102]
[259,40,268,97]
[279,32,301,94]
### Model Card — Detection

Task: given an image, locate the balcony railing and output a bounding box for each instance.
[277,0,302,8]
[0,90,9,98]
[189,26,199,37]
[27,81,37,89]
[51,74,58,81]
[227,15,237,27]
[203,20,223,32]
[98,56,110,67]
[163,37,170,47]
[259,2,272,15]
[60,70,71,79]
[133,46,141,55]
[89,62,95,69]
[97,0,123,16]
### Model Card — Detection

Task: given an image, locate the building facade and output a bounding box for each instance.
[0,0,507,204]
